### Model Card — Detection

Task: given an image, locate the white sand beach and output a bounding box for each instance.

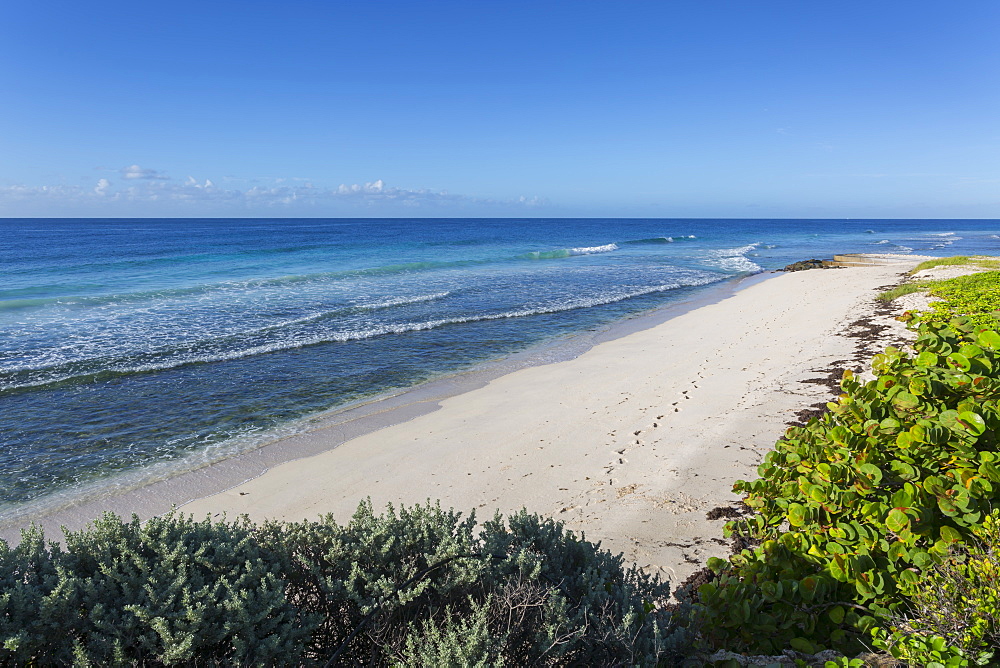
[181,259,923,585]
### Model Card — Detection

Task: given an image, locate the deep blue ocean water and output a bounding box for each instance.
[3,217,1000,517]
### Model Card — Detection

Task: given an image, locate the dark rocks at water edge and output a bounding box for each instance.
[781,259,829,272]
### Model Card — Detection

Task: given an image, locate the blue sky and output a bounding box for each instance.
[1,1,998,218]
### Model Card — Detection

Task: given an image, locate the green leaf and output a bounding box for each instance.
[697,582,717,600]
[981,463,1000,483]
[809,486,829,504]
[947,352,972,371]
[886,508,910,533]
[976,329,1000,349]
[888,540,908,562]
[916,350,939,366]
[789,637,815,653]
[828,555,848,582]
[880,417,901,433]
[938,497,959,516]
[706,557,728,573]
[938,409,961,430]
[911,550,933,569]
[924,476,945,495]
[856,615,878,633]
[939,525,962,543]
[827,604,845,625]
[891,486,914,508]
[892,391,921,411]
[788,503,807,527]
[956,411,986,435]
[760,580,783,601]
[826,541,846,554]
[859,463,883,485]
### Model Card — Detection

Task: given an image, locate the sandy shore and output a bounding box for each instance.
[180,260,920,585]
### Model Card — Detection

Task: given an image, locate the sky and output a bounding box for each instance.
[1,1,998,218]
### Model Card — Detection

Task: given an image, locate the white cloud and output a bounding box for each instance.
[518,195,547,207]
[121,164,170,180]
[0,174,548,215]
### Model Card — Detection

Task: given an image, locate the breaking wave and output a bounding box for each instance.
[520,244,619,260]
[0,278,721,394]
[703,243,763,273]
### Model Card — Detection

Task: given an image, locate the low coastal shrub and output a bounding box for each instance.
[872,509,1000,666]
[908,256,974,275]
[908,256,1000,276]
[876,280,934,302]
[0,501,693,665]
[1,513,307,665]
[924,270,1000,329]
[879,257,1000,329]
[694,315,1000,656]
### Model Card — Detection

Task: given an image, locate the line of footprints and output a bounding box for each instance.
[602,380,698,486]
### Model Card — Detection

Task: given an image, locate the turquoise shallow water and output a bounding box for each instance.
[3,217,1000,515]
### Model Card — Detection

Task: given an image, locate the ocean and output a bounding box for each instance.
[3,217,1000,522]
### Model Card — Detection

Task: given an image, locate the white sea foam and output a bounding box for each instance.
[0,292,453,377]
[0,279,721,392]
[569,243,619,255]
[356,291,451,311]
[704,243,763,273]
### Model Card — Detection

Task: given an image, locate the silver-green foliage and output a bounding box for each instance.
[1,501,692,666]
[3,513,307,665]
[259,500,691,665]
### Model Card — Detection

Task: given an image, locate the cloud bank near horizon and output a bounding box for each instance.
[0,166,548,216]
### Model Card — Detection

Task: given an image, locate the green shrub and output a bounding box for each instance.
[695,316,1000,655]
[259,500,692,665]
[1,501,693,665]
[909,256,1000,276]
[0,526,73,663]
[873,509,1000,666]
[877,280,934,302]
[0,513,310,665]
[924,271,1000,328]
[908,256,974,275]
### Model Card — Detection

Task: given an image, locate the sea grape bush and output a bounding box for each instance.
[695,314,1000,655]
[0,501,693,666]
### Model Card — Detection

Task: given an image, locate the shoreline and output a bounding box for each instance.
[0,256,928,585]
[0,270,765,544]
[175,259,921,584]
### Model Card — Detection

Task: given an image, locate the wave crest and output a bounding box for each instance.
[521,243,619,260]
[0,279,721,394]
